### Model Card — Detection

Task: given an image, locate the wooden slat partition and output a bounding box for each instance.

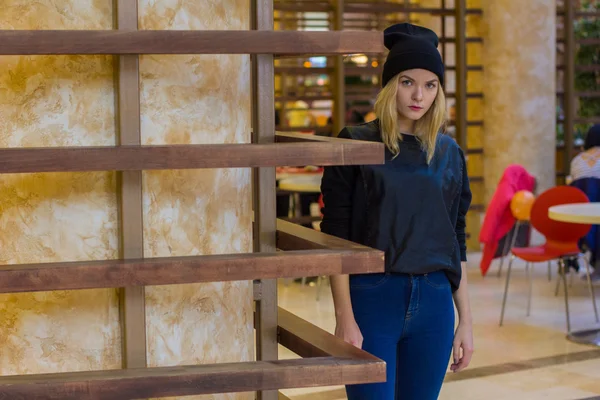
[0,358,374,399]
[332,0,346,137]
[252,0,278,398]
[276,218,377,251]
[278,308,382,363]
[0,30,383,55]
[274,2,482,14]
[454,0,467,150]
[0,138,384,173]
[1,0,389,396]
[0,307,385,399]
[113,0,147,372]
[274,131,377,144]
[0,249,382,293]
[274,66,382,75]
[0,220,384,294]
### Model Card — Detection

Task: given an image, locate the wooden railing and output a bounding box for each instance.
[0,307,385,398]
[0,1,387,397]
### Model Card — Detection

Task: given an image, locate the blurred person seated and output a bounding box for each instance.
[570,124,600,181]
[570,176,600,279]
[569,125,600,279]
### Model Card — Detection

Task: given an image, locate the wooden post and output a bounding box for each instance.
[332,0,345,137]
[113,0,147,372]
[252,0,278,399]
[454,0,468,150]
[564,0,576,170]
[441,0,447,62]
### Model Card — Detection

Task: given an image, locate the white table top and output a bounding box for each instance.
[279,175,322,193]
[548,203,600,224]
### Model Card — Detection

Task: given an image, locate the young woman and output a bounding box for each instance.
[571,124,600,181]
[320,23,474,400]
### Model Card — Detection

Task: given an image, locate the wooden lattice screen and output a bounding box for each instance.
[0,0,386,399]
[556,0,600,183]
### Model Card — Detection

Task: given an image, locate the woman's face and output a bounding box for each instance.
[396,68,439,121]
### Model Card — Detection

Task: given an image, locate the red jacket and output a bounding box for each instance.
[479,165,536,276]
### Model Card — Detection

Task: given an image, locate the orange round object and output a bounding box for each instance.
[510,190,535,221]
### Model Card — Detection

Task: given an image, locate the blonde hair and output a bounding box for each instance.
[374,74,447,163]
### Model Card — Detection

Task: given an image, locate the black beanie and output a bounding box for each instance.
[381,23,444,88]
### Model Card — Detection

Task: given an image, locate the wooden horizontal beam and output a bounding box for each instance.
[275,95,333,102]
[278,308,383,366]
[557,117,600,124]
[275,3,332,12]
[447,65,484,71]
[467,148,483,155]
[0,30,384,55]
[557,65,600,72]
[274,132,359,144]
[274,66,382,75]
[275,125,332,134]
[277,218,376,251]
[557,38,600,45]
[0,135,384,174]
[557,10,600,17]
[280,215,322,225]
[0,219,384,293]
[274,2,482,15]
[446,92,484,99]
[0,309,385,398]
[447,120,484,127]
[0,248,381,294]
[274,65,484,75]
[0,357,377,399]
[276,219,384,274]
[557,91,600,98]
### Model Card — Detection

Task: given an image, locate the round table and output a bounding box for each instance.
[548,203,600,346]
[548,203,600,224]
[278,174,322,222]
[278,174,322,193]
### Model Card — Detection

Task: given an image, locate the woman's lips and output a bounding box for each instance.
[409,106,423,111]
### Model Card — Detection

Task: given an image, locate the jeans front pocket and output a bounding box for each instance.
[349,273,391,290]
[423,271,451,290]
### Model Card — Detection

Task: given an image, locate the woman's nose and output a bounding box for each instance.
[412,87,423,102]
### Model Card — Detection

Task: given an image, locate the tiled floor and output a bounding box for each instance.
[277,254,600,399]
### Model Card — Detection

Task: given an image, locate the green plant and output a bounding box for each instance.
[574,0,599,139]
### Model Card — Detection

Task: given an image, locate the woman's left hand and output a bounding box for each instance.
[451,322,473,373]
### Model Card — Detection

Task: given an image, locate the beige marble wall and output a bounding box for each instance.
[0,0,121,375]
[466,0,484,250]
[482,0,556,202]
[0,1,254,395]
[138,1,254,400]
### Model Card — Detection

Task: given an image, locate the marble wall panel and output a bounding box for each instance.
[482,0,556,202]
[0,0,121,375]
[138,1,254,399]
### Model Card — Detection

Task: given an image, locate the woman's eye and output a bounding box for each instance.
[426,83,437,89]
[402,80,412,86]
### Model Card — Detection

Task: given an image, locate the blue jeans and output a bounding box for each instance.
[346,271,455,400]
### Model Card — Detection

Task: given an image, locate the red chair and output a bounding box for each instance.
[499,186,599,331]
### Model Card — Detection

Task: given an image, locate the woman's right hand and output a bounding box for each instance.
[335,316,363,349]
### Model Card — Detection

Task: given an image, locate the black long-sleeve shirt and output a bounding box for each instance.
[320,120,472,291]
